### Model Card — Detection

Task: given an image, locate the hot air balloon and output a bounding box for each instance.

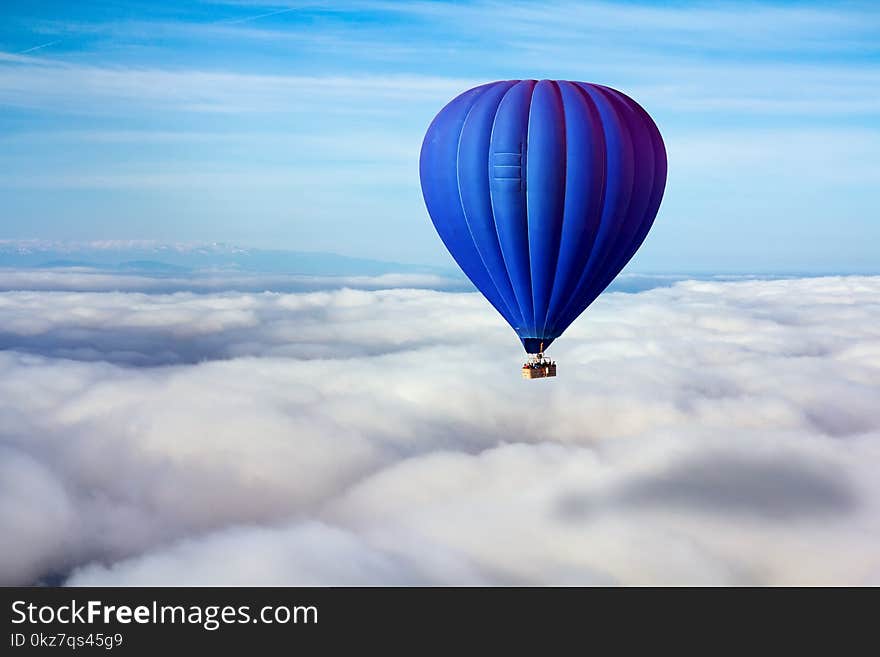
[419,80,667,378]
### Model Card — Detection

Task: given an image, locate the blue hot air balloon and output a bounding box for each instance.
[419,80,666,377]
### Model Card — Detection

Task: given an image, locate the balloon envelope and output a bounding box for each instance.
[419,80,667,353]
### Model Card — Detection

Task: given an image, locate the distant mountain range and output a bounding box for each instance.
[0,240,457,277]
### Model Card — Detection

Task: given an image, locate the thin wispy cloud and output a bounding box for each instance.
[17,39,61,54]
[217,6,298,25]
[189,0,880,58]
[0,56,477,113]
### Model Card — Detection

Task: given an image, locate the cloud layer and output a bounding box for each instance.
[1,273,879,585]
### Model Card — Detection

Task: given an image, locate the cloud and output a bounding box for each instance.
[0,54,477,116]
[0,269,467,294]
[32,1,880,57]
[17,40,61,55]
[2,52,876,123]
[0,270,687,364]
[4,2,879,120]
[67,522,442,587]
[217,7,300,26]
[0,285,490,365]
[1,273,879,585]
[559,453,857,521]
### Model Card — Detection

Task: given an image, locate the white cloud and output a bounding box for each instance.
[0,269,466,295]
[38,2,880,55]
[0,54,477,115]
[67,522,475,586]
[4,2,879,120]
[1,54,875,121]
[0,284,486,364]
[1,273,879,585]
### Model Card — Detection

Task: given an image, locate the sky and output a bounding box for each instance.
[1,0,878,272]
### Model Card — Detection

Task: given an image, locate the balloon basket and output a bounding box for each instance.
[521,353,556,379]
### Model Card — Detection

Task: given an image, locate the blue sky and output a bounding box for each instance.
[0,1,878,272]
